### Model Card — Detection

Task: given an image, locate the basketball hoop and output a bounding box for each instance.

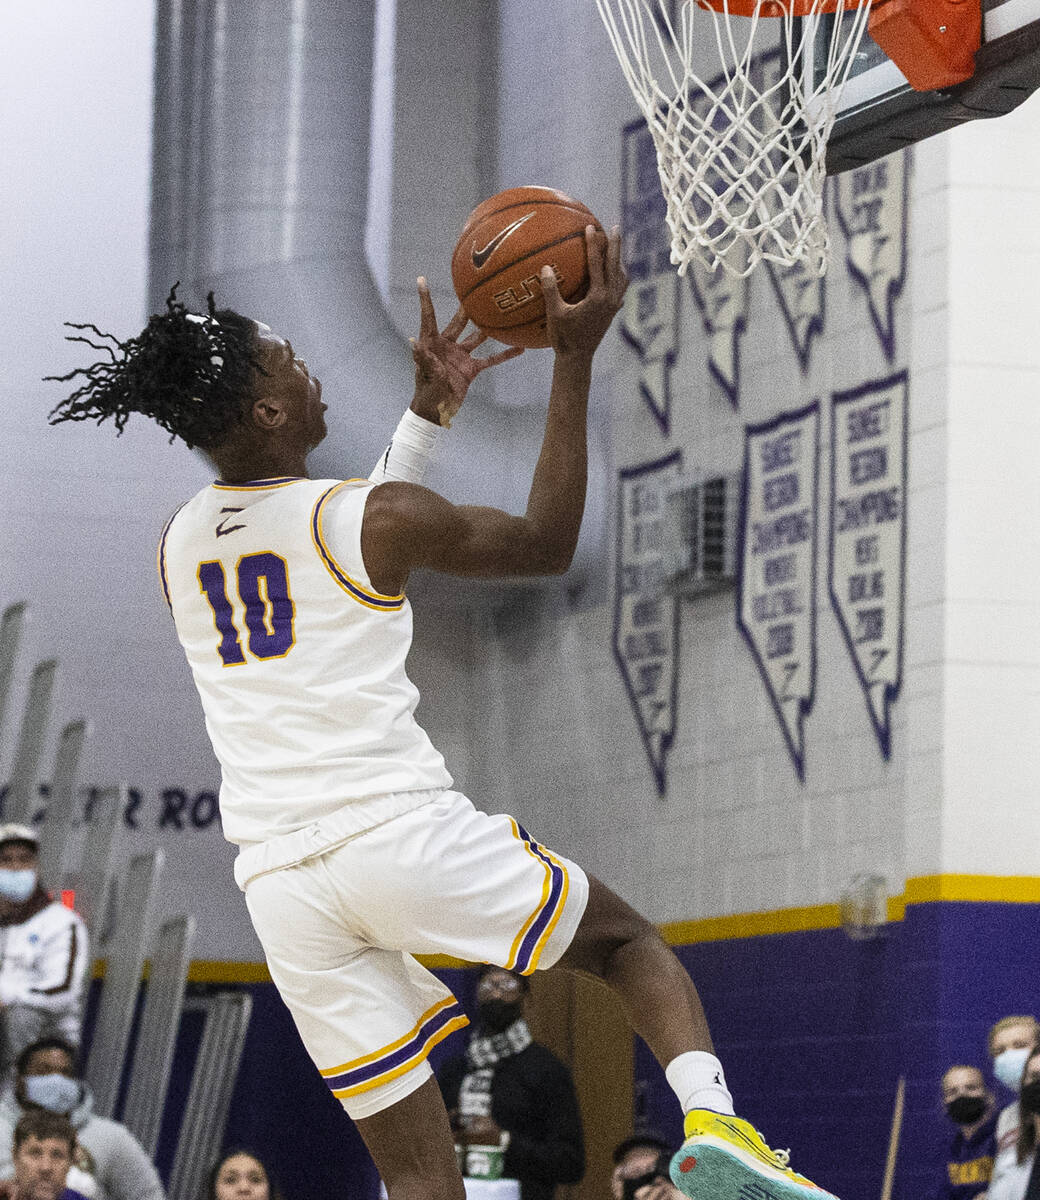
[597,0,873,278]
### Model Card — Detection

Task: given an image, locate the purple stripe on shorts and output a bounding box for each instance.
[324,1001,465,1092]
[513,824,565,975]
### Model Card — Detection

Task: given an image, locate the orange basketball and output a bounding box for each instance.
[451,186,603,349]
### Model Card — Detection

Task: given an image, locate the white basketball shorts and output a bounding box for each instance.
[243,789,589,1120]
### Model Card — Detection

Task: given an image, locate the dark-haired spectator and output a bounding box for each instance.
[0,826,88,1076]
[988,1045,1040,1200]
[939,1065,997,1200]
[989,1016,1040,1185]
[610,1135,679,1200]
[202,1151,283,1200]
[437,965,584,1200]
[0,1109,89,1200]
[0,1038,163,1200]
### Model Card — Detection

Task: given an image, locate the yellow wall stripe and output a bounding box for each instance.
[660,902,844,946]
[88,874,1040,984]
[903,874,1040,904]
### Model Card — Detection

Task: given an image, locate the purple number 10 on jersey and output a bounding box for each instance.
[198,552,296,666]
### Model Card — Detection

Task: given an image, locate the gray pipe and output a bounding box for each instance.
[149,0,605,585]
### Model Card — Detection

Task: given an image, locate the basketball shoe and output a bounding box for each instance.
[670,1110,839,1200]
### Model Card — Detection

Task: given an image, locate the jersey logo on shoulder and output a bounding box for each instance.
[216,507,247,537]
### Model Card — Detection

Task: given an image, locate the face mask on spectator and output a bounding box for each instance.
[0,869,37,903]
[994,1047,1032,1092]
[946,1095,989,1126]
[23,1073,81,1114]
[1020,1079,1040,1116]
[478,999,523,1033]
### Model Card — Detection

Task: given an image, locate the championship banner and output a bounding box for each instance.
[829,373,908,759]
[620,120,679,435]
[688,263,748,407]
[834,151,909,363]
[737,404,820,780]
[767,258,825,374]
[613,454,682,795]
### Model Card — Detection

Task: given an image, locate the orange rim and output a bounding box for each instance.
[695,0,867,16]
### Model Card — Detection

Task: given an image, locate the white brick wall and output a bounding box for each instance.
[7,1,1039,965]
[429,1,1040,924]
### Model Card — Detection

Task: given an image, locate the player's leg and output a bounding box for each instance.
[310,793,838,1200]
[241,854,469,1200]
[558,873,839,1200]
[557,873,714,1068]
[354,1077,464,1200]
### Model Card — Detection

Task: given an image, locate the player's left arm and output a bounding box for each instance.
[369,278,522,483]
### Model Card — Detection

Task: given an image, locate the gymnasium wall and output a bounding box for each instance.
[5,4,1040,1200]
[0,1,253,956]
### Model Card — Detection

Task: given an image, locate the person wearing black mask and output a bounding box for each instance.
[990,1047,1040,1200]
[436,966,584,1200]
[939,1065,997,1200]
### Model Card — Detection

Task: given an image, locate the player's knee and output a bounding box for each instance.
[565,875,662,978]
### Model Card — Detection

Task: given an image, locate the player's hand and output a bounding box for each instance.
[410,278,524,428]
[540,225,627,359]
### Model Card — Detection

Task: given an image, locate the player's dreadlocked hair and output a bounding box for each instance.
[45,286,266,450]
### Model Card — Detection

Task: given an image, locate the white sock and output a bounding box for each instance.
[665,1051,735,1116]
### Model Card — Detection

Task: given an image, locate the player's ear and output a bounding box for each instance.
[250,394,289,431]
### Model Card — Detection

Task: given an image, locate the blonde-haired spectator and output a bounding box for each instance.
[989,1017,1040,1186]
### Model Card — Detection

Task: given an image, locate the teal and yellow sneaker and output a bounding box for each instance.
[670,1110,839,1200]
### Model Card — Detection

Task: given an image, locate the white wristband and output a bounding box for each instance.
[369,409,444,485]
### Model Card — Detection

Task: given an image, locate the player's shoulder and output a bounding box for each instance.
[165,476,347,529]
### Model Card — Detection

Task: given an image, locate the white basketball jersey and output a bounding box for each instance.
[159,475,451,846]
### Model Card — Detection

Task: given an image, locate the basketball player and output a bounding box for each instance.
[49,228,837,1200]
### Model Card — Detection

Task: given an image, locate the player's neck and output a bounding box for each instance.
[209,443,310,484]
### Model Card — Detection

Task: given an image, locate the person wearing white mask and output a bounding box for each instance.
[0,826,89,1074]
[0,1038,164,1200]
[988,1046,1040,1200]
[988,1016,1040,1192]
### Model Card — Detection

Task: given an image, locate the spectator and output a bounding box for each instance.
[989,1017,1040,1184]
[610,1135,680,1200]
[437,965,584,1200]
[0,1110,89,1200]
[0,825,88,1075]
[939,1065,997,1200]
[0,1038,163,1200]
[202,1151,283,1200]
[988,1046,1040,1200]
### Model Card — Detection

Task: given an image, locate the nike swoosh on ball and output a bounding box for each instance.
[471,212,536,268]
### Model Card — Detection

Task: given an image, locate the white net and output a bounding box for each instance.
[596,0,873,278]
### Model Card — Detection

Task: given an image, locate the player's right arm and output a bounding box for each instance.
[368,279,525,485]
[361,226,626,591]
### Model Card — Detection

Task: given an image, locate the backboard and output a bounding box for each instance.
[820,0,1040,172]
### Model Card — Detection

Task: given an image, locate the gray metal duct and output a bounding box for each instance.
[149,0,605,583]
